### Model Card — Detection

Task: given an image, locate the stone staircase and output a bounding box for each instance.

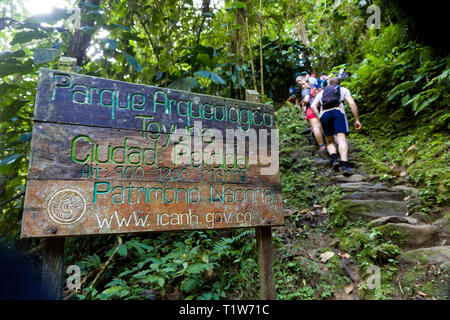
[331,168,450,272]
[284,131,449,298]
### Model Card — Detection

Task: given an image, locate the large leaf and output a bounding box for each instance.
[196,53,218,69]
[33,48,60,65]
[20,133,32,143]
[99,38,118,51]
[0,60,34,77]
[168,77,200,91]
[81,2,101,10]
[121,53,142,72]
[0,50,26,62]
[0,154,22,167]
[10,30,48,46]
[194,70,226,85]
[0,83,20,95]
[106,23,131,31]
[122,32,144,43]
[0,100,28,122]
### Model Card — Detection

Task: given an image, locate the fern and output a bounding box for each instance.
[117,244,128,257]
[142,274,165,287]
[186,262,211,275]
[80,254,101,269]
[386,80,416,102]
[181,277,201,293]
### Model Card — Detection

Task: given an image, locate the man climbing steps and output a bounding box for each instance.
[310,77,361,176]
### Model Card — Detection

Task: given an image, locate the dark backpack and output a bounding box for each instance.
[321,85,341,110]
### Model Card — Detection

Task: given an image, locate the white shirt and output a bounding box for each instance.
[314,86,351,117]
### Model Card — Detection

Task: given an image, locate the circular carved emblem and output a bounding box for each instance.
[46,189,87,225]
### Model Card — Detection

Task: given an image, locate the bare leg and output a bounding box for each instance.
[325,135,336,154]
[335,133,348,162]
[308,117,324,146]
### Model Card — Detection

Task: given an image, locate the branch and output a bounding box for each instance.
[85,235,123,292]
[0,191,25,208]
[196,0,211,44]
[134,10,161,69]
[317,0,327,23]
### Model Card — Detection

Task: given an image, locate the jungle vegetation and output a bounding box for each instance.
[0,0,448,300]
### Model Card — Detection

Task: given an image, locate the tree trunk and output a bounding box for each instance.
[258,0,264,101]
[65,0,101,66]
[244,1,257,91]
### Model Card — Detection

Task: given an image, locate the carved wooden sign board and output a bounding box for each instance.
[21,68,283,238]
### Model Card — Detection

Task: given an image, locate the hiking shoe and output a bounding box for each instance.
[342,166,353,177]
[331,159,340,171]
[302,127,312,135]
[317,147,330,160]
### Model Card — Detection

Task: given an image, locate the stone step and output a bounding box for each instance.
[342,199,408,222]
[339,182,396,193]
[332,174,368,183]
[367,216,418,228]
[397,246,450,266]
[392,185,420,197]
[343,190,406,201]
[376,223,440,249]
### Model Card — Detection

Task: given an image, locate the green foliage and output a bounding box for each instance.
[252,38,306,102]
[0,0,448,301]
[338,227,401,269]
[69,229,257,300]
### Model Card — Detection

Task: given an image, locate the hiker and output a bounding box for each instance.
[309,73,319,88]
[318,73,328,88]
[297,76,328,159]
[299,71,319,89]
[286,76,303,106]
[310,76,361,176]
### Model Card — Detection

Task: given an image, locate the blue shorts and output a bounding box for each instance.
[320,109,349,137]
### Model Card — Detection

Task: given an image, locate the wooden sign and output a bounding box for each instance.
[21,69,283,238]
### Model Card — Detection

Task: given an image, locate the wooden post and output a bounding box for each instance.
[41,57,78,299]
[256,226,275,299]
[42,238,65,299]
[246,89,275,300]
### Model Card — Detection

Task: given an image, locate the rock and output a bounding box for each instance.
[329,238,341,248]
[312,156,329,167]
[392,185,420,197]
[397,246,450,266]
[339,182,392,193]
[289,148,310,160]
[433,216,450,244]
[410,212,433,224]
[319,251,335,263]
[343,191,405,201]
[301,145,318,153]
[432,216,449,229]
[376,223,440,249]
[332,174,367,183]
[367,216,418,228]
[342,199,408,222]
[406,197,424,211]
